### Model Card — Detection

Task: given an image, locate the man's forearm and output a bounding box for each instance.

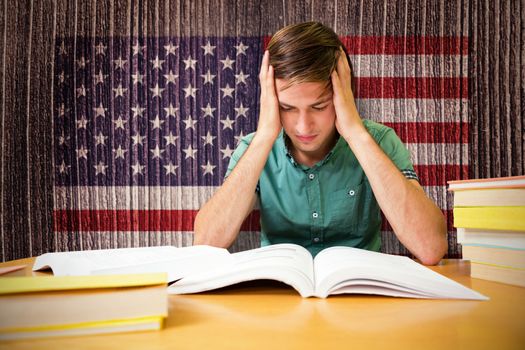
[193,132,276,247]
[343,128,447,265]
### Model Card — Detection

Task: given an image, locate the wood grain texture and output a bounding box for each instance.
[0,0,523,261]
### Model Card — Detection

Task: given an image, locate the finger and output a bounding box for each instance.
[266,65,278,100]
[336,47,351,81]
[259,50,269,85]
[331,69,343,98]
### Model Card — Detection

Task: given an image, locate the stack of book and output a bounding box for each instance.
[0,273,167,340]
[448,175,525,287]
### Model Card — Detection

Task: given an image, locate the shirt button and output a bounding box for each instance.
[313,237,320,243]
[312,212,319,219]
[348,190,355,196]
[308,173,315,180]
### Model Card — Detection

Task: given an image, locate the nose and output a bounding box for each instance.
[296,110,314,135]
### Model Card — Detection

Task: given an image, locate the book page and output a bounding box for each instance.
[32,246,231,282]
[313,247,487,300]
[168,244,316,297]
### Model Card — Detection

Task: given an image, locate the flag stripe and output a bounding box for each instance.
[406,143,469,165]
[384,122,469,144]
[54,209,454,232]
[354,77,468,99]
[358,98,468,123]
[263,36,469,55]
[414,165,469,186]
[351,55,467,78]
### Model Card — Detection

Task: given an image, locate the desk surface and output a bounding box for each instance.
[0,258,524,350]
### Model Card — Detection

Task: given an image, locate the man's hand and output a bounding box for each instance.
[257,50,282,141]
[331,47,366,139]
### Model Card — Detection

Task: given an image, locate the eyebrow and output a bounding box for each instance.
[279,97,332,108]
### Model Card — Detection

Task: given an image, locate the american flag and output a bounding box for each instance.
[53,35,467,254]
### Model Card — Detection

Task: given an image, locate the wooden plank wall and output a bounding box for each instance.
[1,0,523,261]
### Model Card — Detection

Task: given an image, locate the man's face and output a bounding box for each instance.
[275,79,338,165]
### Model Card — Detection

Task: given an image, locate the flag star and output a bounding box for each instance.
[164,132,179,146]
[201,41,216,56]
[234,131,246,145]
[94,161,108,175]
[183,56,197,71]
[220,84,235,98]
[58,71,65,84]
[132,42,145,56]
[201,103,216,118]
[201,70,216,85]
[113,145,127,159]
[164,104,178,118]
[57,104,66,117]
[113,84,127,98]
[95,132,108,146]
[234,41,249,56]
[150,84,165,97]
[220,55,235,70]
[183,83,198,98]
[150,115,165,130]
[76,146,89,159]
[76,115,89,129]
[220,115,235,130]
[183,145,198,159]
[95,42,107,55]
[58,133,69,146]
[57,160,71,174]
[132,72,145,85]
[131,105,146,118]
[131,161,145,175]
[183,116,197,130]
[94,70,107,84]
[164,71,178,84]
[235,71,249,86]
[77,56,89,69]
[201,131,216,146]
[164,162,179,176]
[113,57,127,69]
[76,85,87,97]
[94,103,107,118]
[58,41,67,55]
[234,102,249,118]
[150,56,165,70]
[150,145,165,159]
[201,161,216,175]
[131,133,146,146]
[113,116,127,130]
[76,57,88,69]
[164,42,178,56]
[220,145,234,159]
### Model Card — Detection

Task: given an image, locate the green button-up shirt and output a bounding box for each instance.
[226,120,418,256]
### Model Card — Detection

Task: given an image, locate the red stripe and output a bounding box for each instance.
[264,36,468,55]
[383,122,469,144]
[414,165,469,186]
[53,210,260,232]
[382,210,454,231]
[55,209,455,233]
[354,77,468,99]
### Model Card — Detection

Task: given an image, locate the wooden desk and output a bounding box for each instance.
[1,258,524,350]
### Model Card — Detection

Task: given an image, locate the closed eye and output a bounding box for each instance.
[313,105,328,111]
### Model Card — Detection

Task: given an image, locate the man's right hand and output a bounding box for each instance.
[256,50,282,141]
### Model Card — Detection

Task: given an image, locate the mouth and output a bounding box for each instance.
[295,135,317,143]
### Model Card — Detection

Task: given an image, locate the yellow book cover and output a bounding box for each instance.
[453,206,525,231]
[0,273,167,295]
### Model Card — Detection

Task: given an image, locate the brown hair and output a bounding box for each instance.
[267,22,348,91]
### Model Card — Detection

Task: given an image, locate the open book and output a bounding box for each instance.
[168,244,488,300]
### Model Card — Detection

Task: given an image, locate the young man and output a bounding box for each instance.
[194,22,447,265]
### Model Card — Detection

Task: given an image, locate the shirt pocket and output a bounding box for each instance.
[326,181,365,231]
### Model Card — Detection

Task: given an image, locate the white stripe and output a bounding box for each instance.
[54,186,219,210]
[357,98,468,123]
[406,143,469,166]
[55,185,453,211]
[350,56,466,79]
